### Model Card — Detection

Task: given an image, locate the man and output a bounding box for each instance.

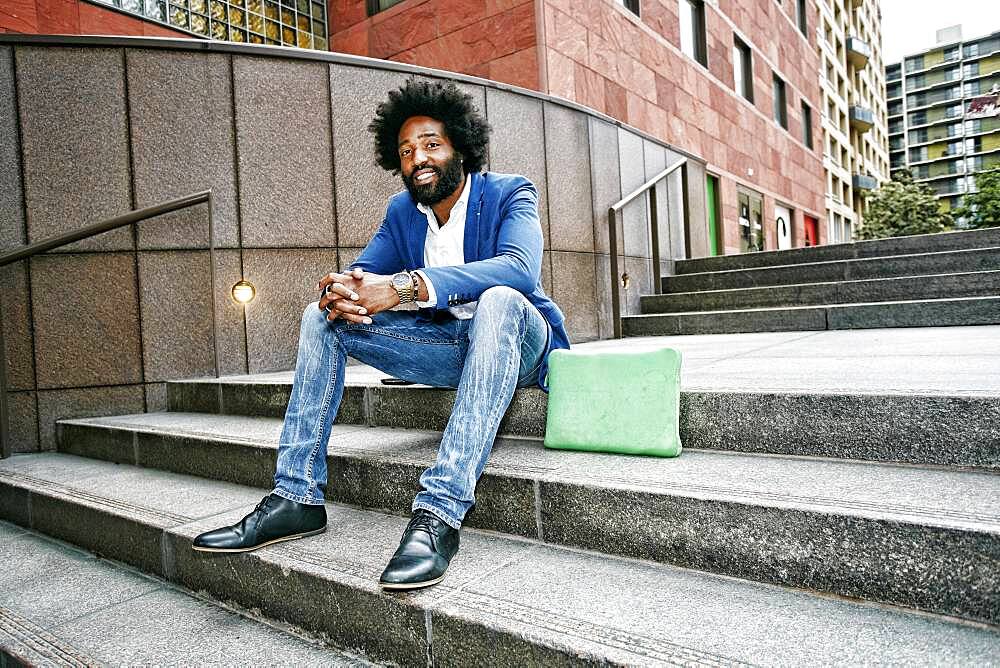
[192,79,570,590]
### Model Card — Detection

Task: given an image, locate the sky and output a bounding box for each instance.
[879,0,1000,64]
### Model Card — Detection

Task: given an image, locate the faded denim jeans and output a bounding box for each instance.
[272,285,549,529]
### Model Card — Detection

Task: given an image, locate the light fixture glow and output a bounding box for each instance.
[231,279,256,304]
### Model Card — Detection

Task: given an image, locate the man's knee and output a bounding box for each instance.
[477,286,524,316]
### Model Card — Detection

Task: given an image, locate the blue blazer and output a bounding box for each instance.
[350,170,570,389]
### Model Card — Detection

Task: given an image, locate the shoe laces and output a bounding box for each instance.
[252,494,275,516]
[406,511,441,537]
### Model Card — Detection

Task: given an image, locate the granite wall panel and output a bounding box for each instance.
[233,56,335,248]
[1,264,33,391]
[486,87,549,248]
[667,168,687,260]
[618,128,650,259]
[127,50,239,250]
[30,253,142,389]
[643,139,670,269]
[545,103,593,253]
[15,47,132,252]
[7,390,37,453]
[685,159,709,258]
[595,253,626,339]
[589,117,621,255]
[138,249,246,383]
[551,250,598,342]
[36,384,145,451]
[242,248,339,373]
[329,64,410,248]
[0,46,25,252]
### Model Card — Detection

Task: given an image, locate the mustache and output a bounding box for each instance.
[408,165,440,180]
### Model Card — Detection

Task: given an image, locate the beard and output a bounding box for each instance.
[402,153,465,206]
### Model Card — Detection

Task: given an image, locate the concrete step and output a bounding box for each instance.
[46,415,1000,623]
[1,454,997,665]
[677,227,1000,274]
[0,520,374,666]
[662,247,1000,293]
[641,270,1000,314]
[624,296,1000,336]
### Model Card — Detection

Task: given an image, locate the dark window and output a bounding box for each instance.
[679,0,707,67]
[796,0,807,36]
[367,0,406,15]
[801,101,813,148]
[617,0,640,16]
[733,36,754,102]
[773,74,787,129]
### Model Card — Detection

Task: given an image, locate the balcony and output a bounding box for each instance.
[847,37,871,68]
[849,106,875,132]
[853,173,878,191]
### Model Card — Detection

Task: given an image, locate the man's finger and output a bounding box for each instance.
[316,271,355,291]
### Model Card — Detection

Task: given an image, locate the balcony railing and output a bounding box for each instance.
[849,106,874,132]
[847,36,871,68]
[852,173,878,191]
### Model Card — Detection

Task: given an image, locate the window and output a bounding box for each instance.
[367,0,405,14]
[796,0,807,36]
[732,36,754,102]
[617,0,640,16]
[801,101,813,148]
[772,74,787,129]
[964,43,980,58]
[679,0,707,66]
[964,62,980,78]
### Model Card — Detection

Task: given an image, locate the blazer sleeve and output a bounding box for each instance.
[419,177,542,309]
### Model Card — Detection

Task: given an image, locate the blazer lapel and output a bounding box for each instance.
[406,202,428,269]
[464,171,485,263]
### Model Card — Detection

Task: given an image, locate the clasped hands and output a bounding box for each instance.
[317,269,399,324]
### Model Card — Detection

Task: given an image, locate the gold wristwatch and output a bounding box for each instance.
[390,271,416,304]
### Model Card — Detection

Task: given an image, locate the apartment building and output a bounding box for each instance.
[816,0,889,244]
[887,28,1000,216]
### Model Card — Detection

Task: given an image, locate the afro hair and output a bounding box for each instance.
[368,78,491,174]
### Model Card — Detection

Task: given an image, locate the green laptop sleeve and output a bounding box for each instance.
[543,347,682,457]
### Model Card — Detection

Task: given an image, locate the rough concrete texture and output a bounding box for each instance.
[545,103,593,253]
[29,253,143,389]
[486,87,550,249]
[678,227,1000,274]
[0,46,24,253]
[588,116,621,255]
[6,391,38,453]
[642,270,1000,314]
[550,250,599,342]
[0,264,33,391]
[16,46,133,252]
[828,296,1000,330]
[233,56,335,248]
[618,128,650,260]
[0,521,374,666]
[126,50,239,249]
[1,463,997,666]
[623,304,828,336]
[36,384,145,451]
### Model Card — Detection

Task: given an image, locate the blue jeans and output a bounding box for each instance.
[272,285,549,529]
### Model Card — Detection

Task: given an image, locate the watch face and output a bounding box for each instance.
[391,273,411,289]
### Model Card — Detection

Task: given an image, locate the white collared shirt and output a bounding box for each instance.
[414,175,477,319]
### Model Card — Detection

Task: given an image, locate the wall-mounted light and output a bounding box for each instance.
[231,279,256,304]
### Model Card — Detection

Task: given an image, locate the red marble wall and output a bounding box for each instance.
[542,0,827,251]
[1,0,186,37]
[329,0,539,90]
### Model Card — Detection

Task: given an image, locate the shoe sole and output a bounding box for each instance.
[378,573,446,591]
[190,526,327,553]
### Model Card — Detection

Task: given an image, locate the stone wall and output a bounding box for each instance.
[0,35,702,452]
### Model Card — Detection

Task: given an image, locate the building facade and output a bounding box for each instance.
[887,28,1000,216]
[816,0,889,243]
[2,0,830,255]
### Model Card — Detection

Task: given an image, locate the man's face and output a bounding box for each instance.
[398,115,465,206]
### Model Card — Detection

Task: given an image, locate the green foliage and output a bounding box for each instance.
[954,169,1000,230]
[857,170,953,240]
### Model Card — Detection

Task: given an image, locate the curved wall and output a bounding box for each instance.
[0,35,704,451]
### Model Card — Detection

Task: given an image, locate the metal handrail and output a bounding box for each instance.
[607,157,687,338]
[0,190,218,459]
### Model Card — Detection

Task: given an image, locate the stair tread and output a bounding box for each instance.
[2,453,997,666]
[168,327,1000,397]
[56,414,1000,532]
[626,294,1000,318]
[0,520,374,666]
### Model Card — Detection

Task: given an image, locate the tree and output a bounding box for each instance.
[954,168,1000,230]
[857,170,953,240]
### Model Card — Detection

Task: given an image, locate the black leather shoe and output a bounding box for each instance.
[379,510,460,590]
[191,493,326,553]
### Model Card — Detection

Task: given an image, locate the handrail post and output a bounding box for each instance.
[648,184,662,296]
[608,207,622,339]
[207,191,221,379]
[0,294,10,459]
